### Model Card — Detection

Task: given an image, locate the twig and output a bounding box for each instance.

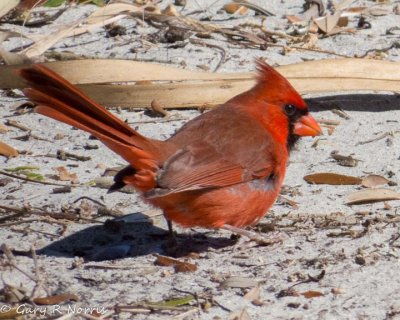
[13,133,52,142]
[127,116,189,125]
[73,196,106,207]
[331,109,350,119]
[0,169,80,187]
[30,244,48,299]
[316,118,341,125]
[212,298,232,312]
[265,42,352,58]
[7,7,67,27]
[357,41,400,58]
[189,38,226,71]
[233,1,274,16]
[4,119,30,132]
[0,218,43,228]
[0,212,26,223]
[356,132,396,145]
[56,150,91,161]
[0,244,37,282]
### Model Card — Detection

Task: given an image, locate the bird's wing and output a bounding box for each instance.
[149,107,283,196]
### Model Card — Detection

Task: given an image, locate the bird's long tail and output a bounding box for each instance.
[18,64,163,173]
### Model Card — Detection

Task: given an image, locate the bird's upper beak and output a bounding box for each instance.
[293,114,322,137]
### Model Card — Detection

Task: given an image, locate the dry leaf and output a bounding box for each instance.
[229,308,251,320]
[150,99,169,117]
[337,16,349,27]
[162,4,179,16]
[361,174,390,188]
[244,286,261,301]
[314,13,341,33]
[367,7,391,16]
[330,150,359,167]
[54,166,78,183]
[223,3,248,15]
[154,254,197,272]
[3,58,400,108]
[0,140,18,157]
[33,293,79,305]
[222,276,258,288]
[346,188,400,205]
[302,290,324,298]
[0,0,19,19]
[304,173,362,185]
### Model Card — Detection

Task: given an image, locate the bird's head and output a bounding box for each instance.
[253,59,322,148]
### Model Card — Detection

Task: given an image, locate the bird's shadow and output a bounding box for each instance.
[306,93,400,112]
[37,213,236,261]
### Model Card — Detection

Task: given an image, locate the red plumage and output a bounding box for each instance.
[18,60,321,229]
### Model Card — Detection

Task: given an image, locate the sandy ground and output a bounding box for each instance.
[1,0,400,319]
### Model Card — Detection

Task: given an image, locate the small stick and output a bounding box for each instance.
[0,169,80,187]
[356,132,392,145]
[316,118,341,125]
[0,244,36,281]
[5,119,30,132]
[189,38,226,71]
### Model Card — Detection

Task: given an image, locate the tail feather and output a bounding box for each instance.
[18,64,163,170]
[19,65,137,138]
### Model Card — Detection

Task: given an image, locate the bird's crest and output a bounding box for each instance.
[255,59,306,109]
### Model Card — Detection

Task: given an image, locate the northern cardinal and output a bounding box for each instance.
[18,60,321,239]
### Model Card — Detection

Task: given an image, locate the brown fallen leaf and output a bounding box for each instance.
[367,7,391,16]
[314,12,341,33]
[54,166,78,183]
[162,4,179,16]
[304,173,362,185]
[223,3,248,15]
[244,286,260,301]
[222,276,258,289]
[346,188,400,205]
[4,58,400,108]
[361,174,390,188]
[330,150,360,167]
[0,140,18,157]
[33,293,79,305]
[150,99,169,117]
[154,254,197,273]
[302,290,324,298]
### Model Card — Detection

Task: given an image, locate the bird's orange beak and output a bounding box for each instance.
[293,114,322,137]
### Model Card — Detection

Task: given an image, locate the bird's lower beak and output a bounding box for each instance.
[293,114,322,137]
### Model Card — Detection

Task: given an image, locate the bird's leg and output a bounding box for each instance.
[222,225,284,246]
[166,218,178,248]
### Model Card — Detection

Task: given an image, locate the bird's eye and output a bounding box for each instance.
[284,104,296,116]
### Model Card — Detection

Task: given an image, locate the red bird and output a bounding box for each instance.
[18,60,321,240]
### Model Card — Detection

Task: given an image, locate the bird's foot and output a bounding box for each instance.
[164,219,179,256]
[222,225,284,246]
